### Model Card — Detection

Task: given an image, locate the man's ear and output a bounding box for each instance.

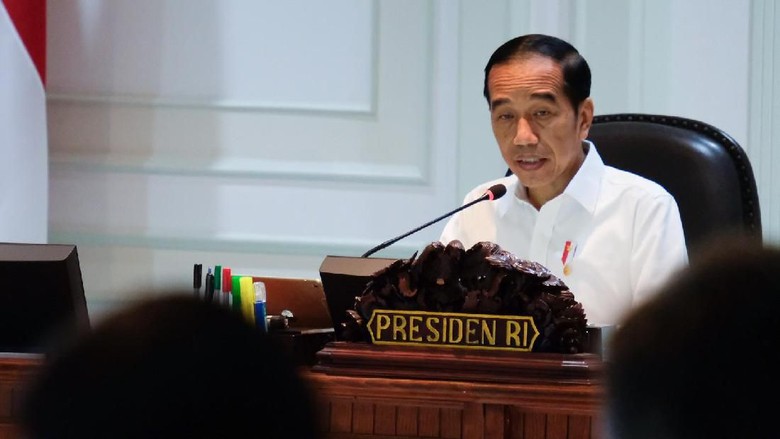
[578,98,594,140]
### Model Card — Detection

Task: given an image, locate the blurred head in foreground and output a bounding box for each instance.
[22,295,319,439]
[607,240,780,439]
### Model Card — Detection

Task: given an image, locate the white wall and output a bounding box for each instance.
[46,0,778,319]
[750,0,780,243]
[0,4,47,244]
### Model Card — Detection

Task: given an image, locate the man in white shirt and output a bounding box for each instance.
[440,34,687,325]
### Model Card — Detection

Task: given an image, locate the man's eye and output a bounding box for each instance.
[534,110,551,118]
[497,113,514,121]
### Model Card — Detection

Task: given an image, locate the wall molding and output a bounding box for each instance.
[626,0,646,110]
[49,154,428,185]
[46,93,377,116]
[49,230,425,260]
[749,0,779,242]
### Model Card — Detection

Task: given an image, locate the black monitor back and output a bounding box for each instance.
[319,255,395,339]
[0,243,90,353]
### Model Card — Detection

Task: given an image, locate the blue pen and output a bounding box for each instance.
[253,281,267,333]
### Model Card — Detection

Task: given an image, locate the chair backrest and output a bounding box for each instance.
[587,113,761,257]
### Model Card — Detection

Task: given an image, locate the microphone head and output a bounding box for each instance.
[485,184,507,201]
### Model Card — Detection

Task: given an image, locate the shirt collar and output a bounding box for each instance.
[498,140,604,216]
[562,140,604,215]
[496,176,522,218]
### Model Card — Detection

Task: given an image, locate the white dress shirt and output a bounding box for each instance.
[440,141,688,325]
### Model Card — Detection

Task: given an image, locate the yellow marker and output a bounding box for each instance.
[239,276,255,324]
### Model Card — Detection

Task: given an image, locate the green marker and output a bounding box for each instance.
[231,275,242,312]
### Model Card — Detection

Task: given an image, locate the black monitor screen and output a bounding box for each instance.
[0,243,90,353]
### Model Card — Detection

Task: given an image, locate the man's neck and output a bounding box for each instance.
[524,142,588,210]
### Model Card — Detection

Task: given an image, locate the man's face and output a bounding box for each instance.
[487,55,593,208]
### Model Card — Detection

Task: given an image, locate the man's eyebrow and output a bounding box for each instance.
[490,92,558,110]
[530,92,557,103]
[489,97,511,110]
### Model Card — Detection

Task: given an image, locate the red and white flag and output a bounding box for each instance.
[0,0,47,243]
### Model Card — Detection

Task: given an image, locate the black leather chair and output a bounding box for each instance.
[588,114,761,258]
[504,113,762,259]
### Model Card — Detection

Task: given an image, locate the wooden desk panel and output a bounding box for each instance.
[0,354,42,439]
[307,375,603,439]
[307,342,605,439]
[0,345,605,439]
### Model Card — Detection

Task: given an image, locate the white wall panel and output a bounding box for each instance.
[48,0,375,112]
[664,1,750,144]
[571,0,751,146]
[49,0,431,183]
[750,0,780,243]
[49,170,454,252]
[48,0,460,314]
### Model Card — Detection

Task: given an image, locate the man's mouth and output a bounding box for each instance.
[516,157,546,171]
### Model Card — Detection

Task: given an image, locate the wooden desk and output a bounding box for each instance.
[308,342,605,439]
[0,345,604,439]
[0,354,42,439]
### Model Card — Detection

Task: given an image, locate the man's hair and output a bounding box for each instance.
[483,34,591,111]
[22,295,320,439]
[607,240,780,439]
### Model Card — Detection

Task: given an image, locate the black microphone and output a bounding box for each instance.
[361,183,507,258]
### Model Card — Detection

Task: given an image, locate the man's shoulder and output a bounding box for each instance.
[601,166,674,202]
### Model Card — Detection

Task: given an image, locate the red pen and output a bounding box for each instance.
[222,267,232,307]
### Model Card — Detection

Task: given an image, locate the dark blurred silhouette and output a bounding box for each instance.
[607,240,779,439]
[22,294,319,438]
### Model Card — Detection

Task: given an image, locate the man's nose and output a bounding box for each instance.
[513,117,538,145]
